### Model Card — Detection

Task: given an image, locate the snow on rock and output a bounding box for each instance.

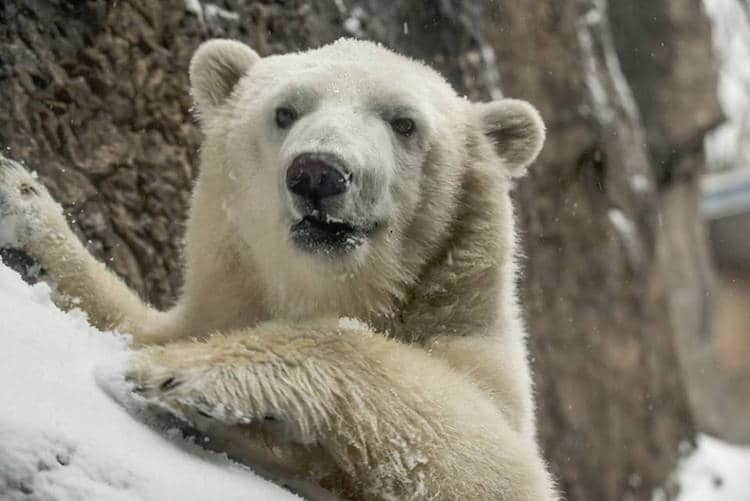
[184,0,240,27]
[668,435,750,501]
[608,208,643,270]
[703,0,750,172]
[0,262,296,501]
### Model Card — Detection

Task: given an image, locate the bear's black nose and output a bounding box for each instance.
[286,153,350,201]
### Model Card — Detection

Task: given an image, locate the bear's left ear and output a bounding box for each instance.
[190,39,261,113]
[474,99,545,176]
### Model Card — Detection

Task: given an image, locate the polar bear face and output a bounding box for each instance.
[249,56,437,258]
[190,39,544,297]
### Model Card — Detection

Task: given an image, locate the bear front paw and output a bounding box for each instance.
[0,155,64,248]
[125,348,265,428]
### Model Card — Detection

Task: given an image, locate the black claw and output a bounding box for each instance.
[19,183,39,196]
[132,383,148,394]
[197,409,213,418]
[159,377,180,391]
[264,415,278,422]
[56,453,70,466]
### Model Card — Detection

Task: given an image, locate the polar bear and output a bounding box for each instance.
[0,39,556,500]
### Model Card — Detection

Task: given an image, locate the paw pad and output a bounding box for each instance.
[19,183,39,197]
[0,155,64,247]
[159,377,181,392]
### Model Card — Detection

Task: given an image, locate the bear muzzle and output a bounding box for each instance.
[286,152,351,202]
[286,152,373,256]
[290,214,368,255]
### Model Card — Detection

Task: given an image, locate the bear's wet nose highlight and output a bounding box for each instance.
[286,152,350,201]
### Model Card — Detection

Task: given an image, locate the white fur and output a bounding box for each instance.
[0,39,556,500]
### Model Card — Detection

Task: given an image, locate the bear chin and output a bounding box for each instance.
[290,215,373,256]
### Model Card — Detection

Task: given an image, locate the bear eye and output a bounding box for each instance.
[390,117,415,137]
[275,107,298,129]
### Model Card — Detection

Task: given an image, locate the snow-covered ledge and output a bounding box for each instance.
[0,263,296,501]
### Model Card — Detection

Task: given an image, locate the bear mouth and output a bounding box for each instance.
[290,215,369,255]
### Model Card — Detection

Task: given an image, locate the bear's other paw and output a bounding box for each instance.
[0,155,65,248]
[124,347,284,433]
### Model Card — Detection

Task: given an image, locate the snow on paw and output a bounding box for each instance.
[0,154,64,248]
[124,348,257,428]
[124,349,186,405]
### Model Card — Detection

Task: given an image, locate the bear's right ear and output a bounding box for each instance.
[189,39,260,112]
[474,99,545,176]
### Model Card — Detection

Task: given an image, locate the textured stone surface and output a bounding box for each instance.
[0,0,199,305]
[484,2,696,499]
[610,0,734,443]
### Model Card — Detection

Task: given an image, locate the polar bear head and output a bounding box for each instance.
[189,39,544,312]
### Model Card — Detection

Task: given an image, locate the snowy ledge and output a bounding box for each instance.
[0,263,296,501]
[669,435,750,501]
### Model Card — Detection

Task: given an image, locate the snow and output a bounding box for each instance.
[204,4,240,23]
[0,262,297,501]
[479,43,503,101]
[629,173,651,194]
[577,2,615,125]
[577,0,640,126]
[342,7,367,38]
[703,0,750,172]
[183,0,202,18]
[671,435,750,501]
[608,208,643,269]
[183,0,240,25]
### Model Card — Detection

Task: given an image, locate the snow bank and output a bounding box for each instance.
[0,262,296,501]
[703,0,750,172]
[671,435,750,501]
